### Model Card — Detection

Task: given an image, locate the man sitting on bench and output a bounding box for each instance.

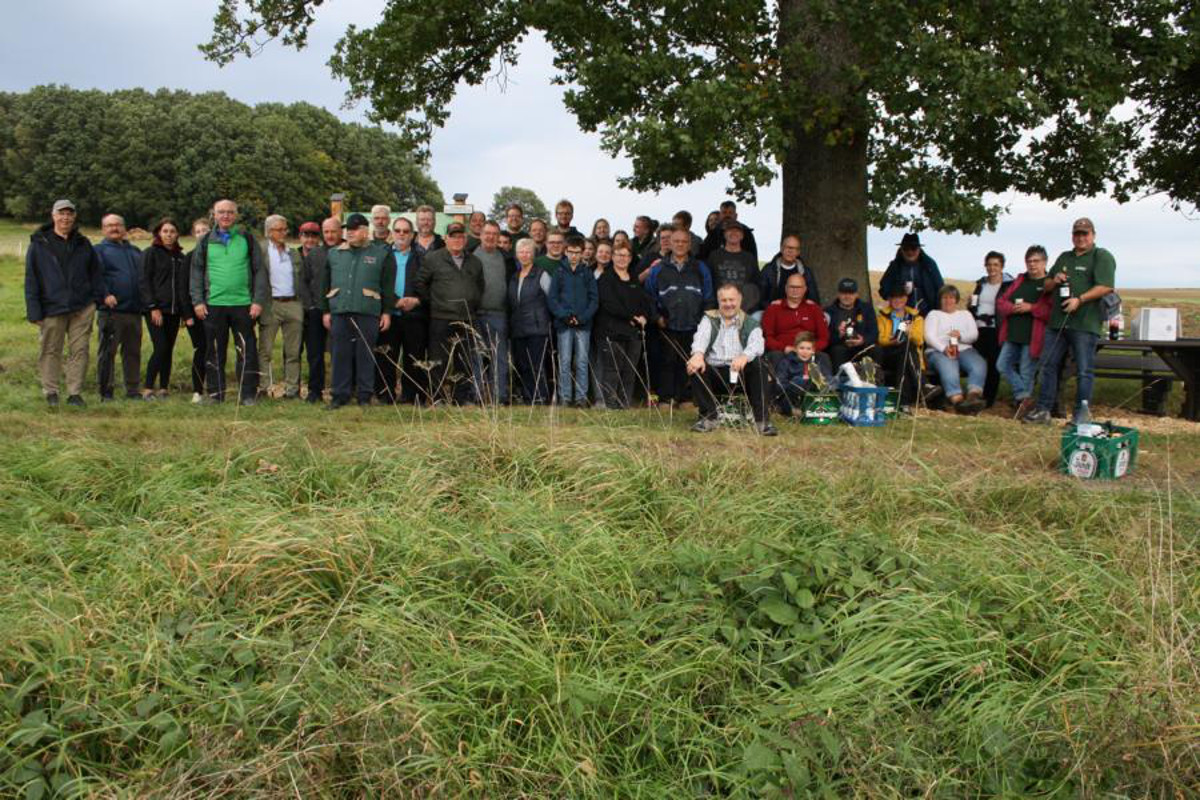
[686,283,777,436]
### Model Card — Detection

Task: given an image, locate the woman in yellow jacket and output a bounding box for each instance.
[876,284,925,409]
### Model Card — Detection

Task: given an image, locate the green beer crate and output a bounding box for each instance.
[882,388,900,420]
[1060,423,1139,480]
[801,393,841,425]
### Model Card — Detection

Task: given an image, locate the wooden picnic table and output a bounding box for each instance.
[1097,338,1200,421]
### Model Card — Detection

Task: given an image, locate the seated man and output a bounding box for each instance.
[685,283,777,436]
[761,272,829,375]
[774,330,834,416]
[875,284,926,410]
[824,277,878,370]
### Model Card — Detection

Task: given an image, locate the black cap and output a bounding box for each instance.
[721,218,744,231]
[899,232,923,248]
[837,277,858,293]
[345,213,369,230]
[445,221,467,236]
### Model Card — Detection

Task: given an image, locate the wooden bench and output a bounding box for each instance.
[1088,341,1175,415]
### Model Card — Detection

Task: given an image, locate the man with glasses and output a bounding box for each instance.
[299,217,343,403]
[257,214,305,399]
[190,198,268,405]
[24,199,106,407]
[375,216,430,404]
[759,234,822,311]
[93,213,144,401]
[878,232,943,316]
[415,221,484,405]
[503,203,527,240]
[536,229,569,277]
[1024,218,1116,425]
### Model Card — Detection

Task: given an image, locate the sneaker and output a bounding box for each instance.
[1015,397,1036,420]
[66,395,85,408]
[283,389,300,400]
[198,395,221,406]
[756,422,779,437]
[958,393,985,415]
[46,393,59,407]
[238,396,257,407]
[691,418,720,433]
[191,392,202,404]
[1023,408,1052,424]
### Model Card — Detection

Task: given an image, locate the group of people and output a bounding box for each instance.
[24,195,1116,432]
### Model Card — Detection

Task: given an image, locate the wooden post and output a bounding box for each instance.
[330,192,345,220]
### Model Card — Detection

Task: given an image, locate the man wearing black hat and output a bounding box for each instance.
[320,213,397,409]
[415,221,485,404]
[705,219,761,313]
[878,233,944,316]
[824,277,879,370]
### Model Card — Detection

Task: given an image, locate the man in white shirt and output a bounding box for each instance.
[258,214,305,398]
[686,283,777,435]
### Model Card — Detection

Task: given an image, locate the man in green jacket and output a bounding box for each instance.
[415,221,484,404]
[320,214,397,409]
[190,198,269,405]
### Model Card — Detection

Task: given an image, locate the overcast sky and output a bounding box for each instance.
[3,0,1197,288]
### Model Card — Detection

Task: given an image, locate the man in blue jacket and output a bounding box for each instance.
[93,214,144,401]
[878,233,944,316]
[24,199,107,407]
[646,227,715,405]
[548,235,598,407]
[824,277,879,370]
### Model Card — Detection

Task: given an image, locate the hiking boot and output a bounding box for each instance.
[238,396,257,407]
[66,395,85,408]
[1015,397,1036,420]
[46,393,59,407]
[1023,408,1052,424]
[958,391,985,415]
[691,417,719,433]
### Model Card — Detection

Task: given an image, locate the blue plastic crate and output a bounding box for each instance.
[839,386,890,427]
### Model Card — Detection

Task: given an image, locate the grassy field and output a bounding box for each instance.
[1,217,1197,797]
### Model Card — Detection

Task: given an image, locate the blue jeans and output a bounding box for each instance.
[928,347,987,397]
[474,312,510,404]
[556,327,590,404]
[997,341,1038,401]
[1036,328,1097,413]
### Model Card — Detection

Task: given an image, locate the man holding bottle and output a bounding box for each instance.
[1024,218,1116,426]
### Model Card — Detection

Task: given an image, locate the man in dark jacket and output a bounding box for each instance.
[759,234,822,309]
[24,199,107,407]
[699,201,758,260]
[415,221,484,404]
[375,215,429,404]
[320,213,397,409]
[548,235,599,407]
[299,217,340,402]
[93,214,144,401]
[824,277,879,370]
[878,232,944,316]
[189,198,269,405]
[705,220,760,312]
[645,227,715,404]
[473,221,514,404]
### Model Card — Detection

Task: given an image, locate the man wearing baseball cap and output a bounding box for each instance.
[824,277,878,371]
[414,220,484,404]
[1024,217,1116,425]
[24,199,107,407]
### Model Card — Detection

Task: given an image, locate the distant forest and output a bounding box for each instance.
[0,85,444,229]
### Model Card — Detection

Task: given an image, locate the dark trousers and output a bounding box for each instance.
[303,308,328,400]
[600,336,643,409]
[657,328,695,403]
[145,313,183,390]
[97,309,142,397]
[429,318,477,404]
[975,326,1001,406]
[331,313,380,404]
[512,335,551,404]
[185,318,206,394]
[878,342,921,406]
[203,305,258,402]
[690,359,769,423]
[375,313,429,403]
[827,342,869,372]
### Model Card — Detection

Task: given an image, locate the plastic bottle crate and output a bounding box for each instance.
[1060,423,1138,480]
[801,393,841,425]
[839,386,890,427]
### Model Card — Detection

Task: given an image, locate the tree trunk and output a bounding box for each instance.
[777,0,870,302]
[781,130,869,303]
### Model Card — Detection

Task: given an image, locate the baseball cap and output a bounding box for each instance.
[1072,217,1095,234]
[344,213,370,230]
[52,199,76,213]
[837,277,858,293]
[298,221,321,234]
[445,222,467,236]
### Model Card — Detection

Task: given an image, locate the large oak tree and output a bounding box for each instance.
[204,0,1195,292]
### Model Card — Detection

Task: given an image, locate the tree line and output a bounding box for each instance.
[0,85,444,229]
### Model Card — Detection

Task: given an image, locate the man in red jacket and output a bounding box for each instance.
[761,273,829,376]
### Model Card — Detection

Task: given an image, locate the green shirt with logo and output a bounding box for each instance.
[1048,246,1116,335]
[1005,276,1045,345]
